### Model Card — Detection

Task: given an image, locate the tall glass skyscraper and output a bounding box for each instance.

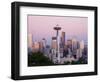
[61,32,65,48]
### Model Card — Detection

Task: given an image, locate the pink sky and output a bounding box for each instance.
[28,15,88,44]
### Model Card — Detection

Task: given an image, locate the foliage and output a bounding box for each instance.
[71,57,87,65]
[28,52,87,66]
[28,52,54,66]
[64,61,71,65]
[64,57,87,65]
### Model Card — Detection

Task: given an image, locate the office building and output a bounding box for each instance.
[61,32,65,48]
[32,42,40,52]
[28,34,33,52]
[72,38,78,50]
[51,37,57,49]
[67,39,72,51]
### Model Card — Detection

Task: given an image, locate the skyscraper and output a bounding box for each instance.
[42,38,47,54]
[39,41,44,52]
[72,38,78,50]
[79,40,84,57]
[28,34,33,52]
[76,40,85,59]
[80,40,84,50]
[42,38,46,49]
[51,37,57,49]
[67,39,72,51]
[32,42,40,52]
[51,37,57,62]
[61,32,65,48]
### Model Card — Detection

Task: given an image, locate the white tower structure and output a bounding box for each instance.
[54,24,61,63]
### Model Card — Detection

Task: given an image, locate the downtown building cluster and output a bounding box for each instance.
[28,26,87,64]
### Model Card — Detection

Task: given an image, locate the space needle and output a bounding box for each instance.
[54,24,61,63]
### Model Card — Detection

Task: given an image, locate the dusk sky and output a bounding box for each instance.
[28,15,88,45]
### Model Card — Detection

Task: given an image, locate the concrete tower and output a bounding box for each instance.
[54,24,61,63]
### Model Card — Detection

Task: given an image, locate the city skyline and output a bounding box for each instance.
[28,15,88,45]
[28,31,88,65]
[28,15,88,66]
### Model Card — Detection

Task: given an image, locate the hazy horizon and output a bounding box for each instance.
[28,15,88,45]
